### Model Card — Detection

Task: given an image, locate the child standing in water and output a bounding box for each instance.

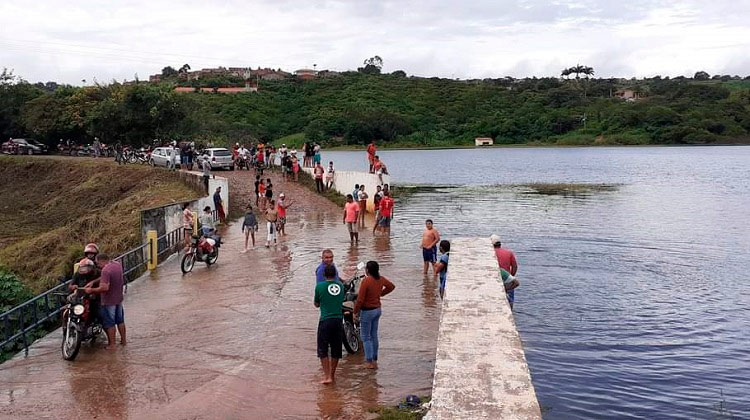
[434,240,450,299]
[241,204,258,252]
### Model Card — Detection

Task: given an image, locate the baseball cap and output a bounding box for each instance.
[489,234,502,245]
[279,193,285,198]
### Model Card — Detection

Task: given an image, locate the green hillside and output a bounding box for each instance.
[3,69,750,147]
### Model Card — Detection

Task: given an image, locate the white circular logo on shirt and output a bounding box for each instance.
[327,284,341,295]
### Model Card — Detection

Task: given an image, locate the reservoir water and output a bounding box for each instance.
[323,146,750,419]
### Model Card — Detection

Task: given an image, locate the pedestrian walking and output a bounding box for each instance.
[375,191,394,235]
[353,261,395,369]
[292,154,300,181]
[265,178,274,202]
[93,137,101,158]
[358,185,368,225]
[326,161,335,190]
[343,194,360,244]
[265,200,279,247]
[258,178,267,210]
[83,254,126,350]
[254,175,261,206]
[202,155,211,194]
[213,187,226,223]
[314,162,325,193]
[241,204,258,252]
[421,219,441,275]
[314,265,345,384]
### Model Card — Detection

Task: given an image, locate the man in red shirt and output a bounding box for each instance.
[276,193,294,236]
[490,234,519,307]
[375,191,394,235]
[367,140,377,173]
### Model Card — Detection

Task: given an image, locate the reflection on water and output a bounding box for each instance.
[363,146,750,419]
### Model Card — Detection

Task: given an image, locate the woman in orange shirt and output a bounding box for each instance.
[353,261,395,369]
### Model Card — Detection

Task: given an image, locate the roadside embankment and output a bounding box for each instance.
[0,156,201,292]
[425,237,541,420]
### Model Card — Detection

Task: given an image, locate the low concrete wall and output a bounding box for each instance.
[140,172,229,240]
[302,168,390,213]
[425,238,541,420]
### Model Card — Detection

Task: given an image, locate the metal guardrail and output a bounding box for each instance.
[1,212,220,359]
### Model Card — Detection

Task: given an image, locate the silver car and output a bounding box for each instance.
[198,148,234,170]
[150,147,181,167]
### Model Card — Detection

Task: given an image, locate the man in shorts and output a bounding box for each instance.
[83,253,126,350]
[421,219,441,275]
[491,234,520,309]
[314,265,345,384]
[343,194,360,244]
[375,191,394,235]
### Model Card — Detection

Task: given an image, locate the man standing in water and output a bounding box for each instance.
[421,219,441,274]
[490,234,520,309]
[314,265,344,384]
[343,194,360,244]
[264,200,279,247]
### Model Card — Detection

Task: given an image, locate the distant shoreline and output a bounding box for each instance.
[323,141,750,152]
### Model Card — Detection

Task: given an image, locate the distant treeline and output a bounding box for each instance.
[2,68,750,148]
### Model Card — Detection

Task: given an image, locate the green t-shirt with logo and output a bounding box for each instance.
[314,279,345,321]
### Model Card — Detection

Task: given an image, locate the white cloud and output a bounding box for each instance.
[0,0,748,84]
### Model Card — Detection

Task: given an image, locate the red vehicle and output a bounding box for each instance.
[2,138,46,155]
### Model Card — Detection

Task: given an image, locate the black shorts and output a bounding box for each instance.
[317,318,343,359]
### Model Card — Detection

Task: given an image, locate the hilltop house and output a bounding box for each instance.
[614,88,640,101]
[475,137,494,146]
[295,68,317,80]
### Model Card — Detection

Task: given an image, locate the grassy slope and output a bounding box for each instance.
[0,156,200,292]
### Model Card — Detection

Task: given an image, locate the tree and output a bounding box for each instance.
[694,71,710,81]
[178,64,191,74]
[391,70,407,77]
[161,66,178,78]
[561,68,572,79]
[358,56,383,75]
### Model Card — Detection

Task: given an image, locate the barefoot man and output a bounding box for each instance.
[314,265,345,384]
[84,253,126,350]
[421,219,441,275]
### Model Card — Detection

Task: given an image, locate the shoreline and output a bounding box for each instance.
[322,141,750,152]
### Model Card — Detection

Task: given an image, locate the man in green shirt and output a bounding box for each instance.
[314,265,345,384]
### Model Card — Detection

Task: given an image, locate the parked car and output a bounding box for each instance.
[149,147,181,167]
[1,138,45,155]
[197,148,234,170]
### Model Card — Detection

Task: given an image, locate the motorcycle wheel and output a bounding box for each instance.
[207,248,219,265]
[149,158,154,166]
[62,320,82,361]
[181,253,196,274]
[342,319,360,354]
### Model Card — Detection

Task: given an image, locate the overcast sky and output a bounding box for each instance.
[2,0,750,85]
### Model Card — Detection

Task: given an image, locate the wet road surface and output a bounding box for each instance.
[0,170,440,419]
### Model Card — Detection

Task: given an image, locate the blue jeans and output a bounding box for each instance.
[360,307,382,362]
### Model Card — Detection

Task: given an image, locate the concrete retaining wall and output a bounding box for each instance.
[302,168,390,213]
[424,237,541,420]
[140,172,229,240]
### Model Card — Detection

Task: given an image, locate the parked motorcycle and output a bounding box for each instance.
[56,289,103,361]
[181,232,221,273]
[341,262,366,354]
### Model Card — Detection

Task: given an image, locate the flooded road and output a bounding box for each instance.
[0,171,440,419]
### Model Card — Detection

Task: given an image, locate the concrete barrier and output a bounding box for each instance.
[302,168,390,213]
[424,238,541,420]
[140,172,229,241]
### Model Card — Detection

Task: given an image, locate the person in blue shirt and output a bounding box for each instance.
[315,249,340,283]
[352,184,360,202]
[434,240,450,299]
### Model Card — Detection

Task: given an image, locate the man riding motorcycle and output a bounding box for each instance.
[69,258,102,326]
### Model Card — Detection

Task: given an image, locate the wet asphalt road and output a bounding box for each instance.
[0,170,440,419]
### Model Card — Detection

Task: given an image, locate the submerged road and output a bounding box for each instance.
[0,171,440,419]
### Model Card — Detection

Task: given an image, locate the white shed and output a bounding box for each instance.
[475,137,494,146]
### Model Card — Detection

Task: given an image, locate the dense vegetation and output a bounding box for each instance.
[2,67,750,148]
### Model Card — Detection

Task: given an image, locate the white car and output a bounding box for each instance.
[198,148,234,170]
[150,147,181,167]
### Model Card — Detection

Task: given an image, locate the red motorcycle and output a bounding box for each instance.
[181,232,221,273]
[57,289,103,361]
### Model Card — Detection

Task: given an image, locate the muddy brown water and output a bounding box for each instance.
[0,170,440,419]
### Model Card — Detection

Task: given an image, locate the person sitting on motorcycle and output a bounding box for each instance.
[69,258,102,325]
[200,206,215,237]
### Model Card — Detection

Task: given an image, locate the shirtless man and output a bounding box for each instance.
[421,219,441,275]
[264,200,279,247]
